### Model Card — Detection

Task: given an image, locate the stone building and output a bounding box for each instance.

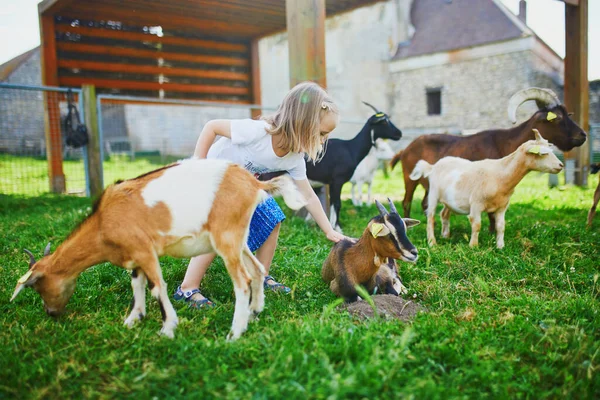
[388,0,564,141]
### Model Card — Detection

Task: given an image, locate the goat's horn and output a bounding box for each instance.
[375,200,388,216]
[362,101,381,114]
[43,242,51,256]
[387,198,399,215]
[507,88,561,124]
[23,249,36,267]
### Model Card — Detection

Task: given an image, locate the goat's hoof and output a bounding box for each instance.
[249,311,261,322]
[124,312,145,328]
[159,327,176,339]
[226,331,241,342]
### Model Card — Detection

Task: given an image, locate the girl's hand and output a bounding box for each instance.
[326,230,346,243]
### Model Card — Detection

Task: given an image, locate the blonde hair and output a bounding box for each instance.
[262,81,338,162]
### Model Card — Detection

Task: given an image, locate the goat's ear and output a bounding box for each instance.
[532,128,545,141]
[10,270,43,302]
[370,222,390,238]
[403,218,421,229]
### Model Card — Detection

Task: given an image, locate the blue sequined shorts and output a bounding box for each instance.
[247,196,286,252]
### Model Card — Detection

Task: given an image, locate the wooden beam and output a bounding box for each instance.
[82,85,104,197]
[564,0,589,185]
[59,5,261,37]
[250,38,262,119]
[38,0,77,15]
[58,59,249,81]
[39,13,65,193]
[285,0,327,88]
[562,0,579,6]
[54,24,249,53]
[56,42,249,67]
[59,77,250,95]
[285,0,329,212]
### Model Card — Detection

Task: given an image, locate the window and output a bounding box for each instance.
[426,88,442,115]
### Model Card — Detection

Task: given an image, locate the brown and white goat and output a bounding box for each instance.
[321,199,419,302]
[410,130,563,249]
[391,88,586,227]
[10,158,306,340]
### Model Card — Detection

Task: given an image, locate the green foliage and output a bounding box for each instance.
[1,169,599,399]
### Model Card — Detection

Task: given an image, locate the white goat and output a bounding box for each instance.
[11,158,306,340]
[350,139,395,206]
[409,129,563,249]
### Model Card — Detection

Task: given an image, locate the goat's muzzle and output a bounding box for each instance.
[44,305,65,317]
[401,248,418,263]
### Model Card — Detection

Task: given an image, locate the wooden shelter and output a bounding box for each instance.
[37,0,385,193]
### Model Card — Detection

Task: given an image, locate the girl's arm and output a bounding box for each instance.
[193,119,232,158]
[295,179,345,243]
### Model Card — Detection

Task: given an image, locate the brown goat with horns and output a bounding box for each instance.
[321,199,420,303]
[390,87,587,229]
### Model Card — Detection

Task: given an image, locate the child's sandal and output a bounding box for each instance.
[263,275,291,294]
[173,286,215,308]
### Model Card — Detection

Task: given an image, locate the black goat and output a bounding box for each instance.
[306,102,403,231]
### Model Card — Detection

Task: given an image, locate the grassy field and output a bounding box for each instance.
[1,167,599,399]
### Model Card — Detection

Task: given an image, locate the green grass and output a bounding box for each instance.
[1,167,599,399]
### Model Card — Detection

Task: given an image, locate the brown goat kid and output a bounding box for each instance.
[10,158,306,341]
[321,199,419,302]
[390,88,587,227]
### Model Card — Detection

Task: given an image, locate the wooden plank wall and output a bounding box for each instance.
[52,16,252,102]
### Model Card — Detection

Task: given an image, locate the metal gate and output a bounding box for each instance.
[0,83,89,196]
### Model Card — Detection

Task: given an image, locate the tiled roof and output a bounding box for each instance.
[393,0,527,59]
[0,47,39,82]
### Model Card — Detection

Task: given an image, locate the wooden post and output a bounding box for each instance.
[286,0,327,88]
[286,0,330,213]
[250,38,262,120]
[564,0,589,186]
[39,13,65,193]
[82,85,104,197]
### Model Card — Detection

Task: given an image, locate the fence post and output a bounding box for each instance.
[82,85,104,197]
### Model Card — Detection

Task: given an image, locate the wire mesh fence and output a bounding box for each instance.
[97,95,271,184]
[0,84,87,196]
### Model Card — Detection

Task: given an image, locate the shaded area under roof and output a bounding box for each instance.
[394,0,526,60]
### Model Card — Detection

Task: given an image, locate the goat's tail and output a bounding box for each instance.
[409,160,433,181]
[591,163,600,174]
[259,174,307,210]
[389,150,403,170]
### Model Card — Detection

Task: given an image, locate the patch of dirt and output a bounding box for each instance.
[339,294,426,322]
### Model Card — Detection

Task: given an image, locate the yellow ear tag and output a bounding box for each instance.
[375,113,385,117]
[370,223,384,238]
[17,270,33,284]
[546,112,557,121]
[527,145,541,155]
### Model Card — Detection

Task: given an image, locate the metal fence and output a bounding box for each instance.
[0,83,87,196]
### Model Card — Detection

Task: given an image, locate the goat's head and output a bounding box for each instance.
[520,129,564,174]
[362,102,402,142]
[368,198,420,263]
[507,87,586,152]
[11,244,76,317]
[373,139,395,161]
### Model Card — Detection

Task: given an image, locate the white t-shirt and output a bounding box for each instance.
[207,119,307,180]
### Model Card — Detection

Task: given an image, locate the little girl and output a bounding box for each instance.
[174,81,345,308]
